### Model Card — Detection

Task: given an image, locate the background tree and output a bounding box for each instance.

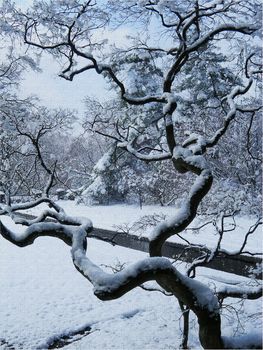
[0,3,39,204]
[1,96,76,203]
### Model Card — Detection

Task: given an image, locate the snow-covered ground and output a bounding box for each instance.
[0,201,262,349]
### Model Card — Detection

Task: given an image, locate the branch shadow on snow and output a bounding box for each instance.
[45,325,94,349]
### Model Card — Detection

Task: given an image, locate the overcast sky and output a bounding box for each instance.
[19,55,110,114]
[14,0,115,117]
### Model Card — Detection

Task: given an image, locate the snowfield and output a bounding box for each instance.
[0,202,262,349]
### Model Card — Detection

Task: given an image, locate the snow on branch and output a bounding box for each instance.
[180,56,261,157]
[163,22,257,91]
[186,23,257,54]
[72,245,220,320]
[0,203,92,247]
[216,283,262,301]
[117,141,172,162]
[149,146,213,256]
[204,77,254,150]
[0,206,220,327]
[23,12,165,107]
[0,197,63,216]
[0,220,73,247]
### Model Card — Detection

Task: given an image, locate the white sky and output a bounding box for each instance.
[19,54,110,115]
[14,0,115,117]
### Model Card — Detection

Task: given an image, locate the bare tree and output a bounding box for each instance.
[1,98,75,203]
[0,1,262,348]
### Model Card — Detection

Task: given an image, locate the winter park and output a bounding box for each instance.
[0,0,262,349]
